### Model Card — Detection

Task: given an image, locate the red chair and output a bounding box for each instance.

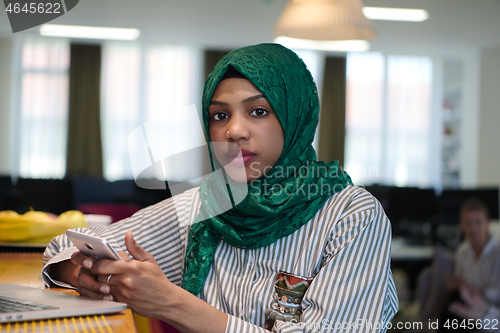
[77,203,142,223]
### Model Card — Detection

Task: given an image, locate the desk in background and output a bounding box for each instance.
[391,237,435,302]
[391,237,434,261]
[0,251,138,332]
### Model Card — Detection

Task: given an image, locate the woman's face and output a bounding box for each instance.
[209,78,284,183]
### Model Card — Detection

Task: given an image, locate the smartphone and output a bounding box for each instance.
[65,230,122,261]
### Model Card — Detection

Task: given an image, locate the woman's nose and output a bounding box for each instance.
[226,115,249,141]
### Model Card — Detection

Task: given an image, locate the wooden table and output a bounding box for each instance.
[0,252,138,332]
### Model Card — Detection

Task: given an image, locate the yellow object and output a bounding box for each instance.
[134,313,152,333]
[0,209,87,244]
[134,313,166,333]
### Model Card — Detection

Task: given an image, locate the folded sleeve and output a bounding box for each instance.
[42,187,200,288]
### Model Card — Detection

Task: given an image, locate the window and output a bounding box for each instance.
[13,40,201,182]
[101,43,201,182]
[101,43,141,181]
[288,48,323,152]
[15,37,70,179]
[344,52,434,188]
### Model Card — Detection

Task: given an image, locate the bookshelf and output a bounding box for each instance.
[441,59,463,189]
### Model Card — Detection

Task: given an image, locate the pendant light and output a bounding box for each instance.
[274,0,376,41]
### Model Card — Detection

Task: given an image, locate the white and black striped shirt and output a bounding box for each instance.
[42,185,398,332]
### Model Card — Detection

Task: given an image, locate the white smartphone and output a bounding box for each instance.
[65,230,122,261]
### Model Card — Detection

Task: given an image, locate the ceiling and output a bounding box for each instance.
[1,0,500,54]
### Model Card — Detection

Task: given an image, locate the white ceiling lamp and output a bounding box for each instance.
[275,36,370,52]
[274,0,376,41]
[363,7,429,22]
[40,24,140,40]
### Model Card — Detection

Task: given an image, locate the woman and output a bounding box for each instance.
[43,43,398,332]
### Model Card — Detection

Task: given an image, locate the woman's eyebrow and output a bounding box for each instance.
[243,94,265,103]
[210,100,228,106]
[210,94,265,106]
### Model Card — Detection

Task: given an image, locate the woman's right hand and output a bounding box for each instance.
[50,251,127,300]
[70,251,115,300]
[49,256,81,287]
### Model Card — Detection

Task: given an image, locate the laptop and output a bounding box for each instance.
[0,283,127,323]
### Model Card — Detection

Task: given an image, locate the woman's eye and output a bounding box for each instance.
[250,108,268,117]
[212,112,228,121]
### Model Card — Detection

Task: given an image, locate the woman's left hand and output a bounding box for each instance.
[92,230,173,319]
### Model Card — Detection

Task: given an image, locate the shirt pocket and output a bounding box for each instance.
[264,270,315,329]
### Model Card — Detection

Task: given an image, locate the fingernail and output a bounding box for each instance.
[83,259,92,268]
[103,295,113,301]
[100,285,110,294]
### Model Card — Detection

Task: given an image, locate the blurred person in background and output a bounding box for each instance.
[440,198,500,332]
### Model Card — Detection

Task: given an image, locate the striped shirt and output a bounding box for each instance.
[42,185,398,332]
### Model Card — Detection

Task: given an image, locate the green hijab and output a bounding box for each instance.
[181,43,352,295]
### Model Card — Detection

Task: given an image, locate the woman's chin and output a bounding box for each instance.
[223,162,249,183]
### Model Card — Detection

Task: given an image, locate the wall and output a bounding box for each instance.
[460,49,481,188]
[0,38,13,174]
[478,44,500,187]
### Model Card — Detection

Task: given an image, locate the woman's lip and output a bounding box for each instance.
[226,149,255,156]
[240,149,255,156]
[226,154,256,166]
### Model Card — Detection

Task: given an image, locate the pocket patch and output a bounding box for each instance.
[264,271,314,329]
